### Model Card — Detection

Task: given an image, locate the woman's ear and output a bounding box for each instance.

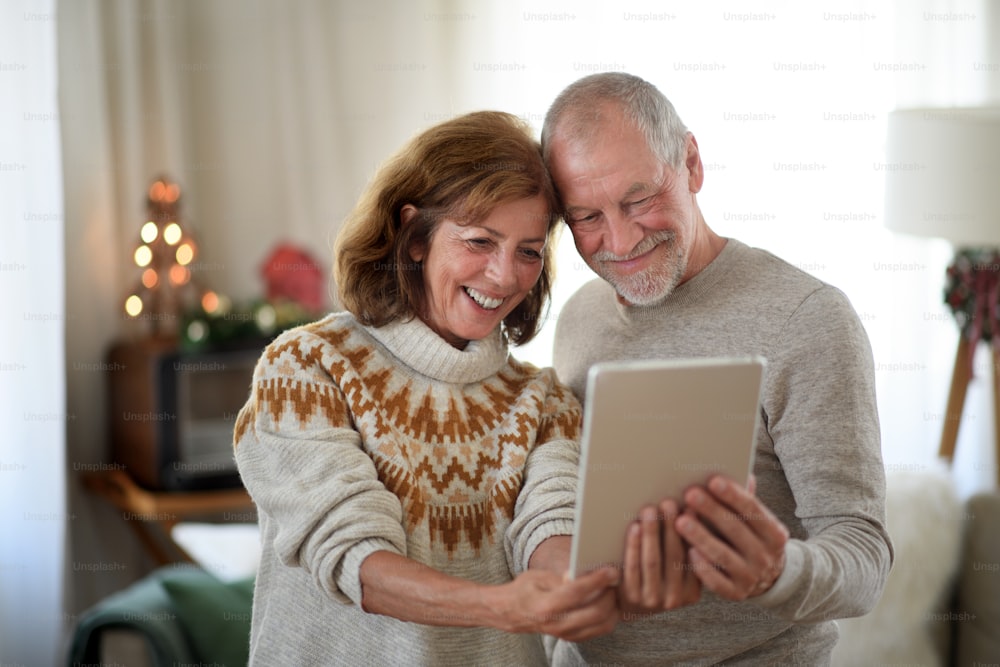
[400,204,425,262]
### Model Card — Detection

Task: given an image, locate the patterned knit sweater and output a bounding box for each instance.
[233,312,582,666]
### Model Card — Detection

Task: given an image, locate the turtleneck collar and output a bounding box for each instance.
[362,316,509,384]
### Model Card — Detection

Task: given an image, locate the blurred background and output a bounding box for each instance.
[3,0,999,662]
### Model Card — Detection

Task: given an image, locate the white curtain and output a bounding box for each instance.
[54,0,997,657]
[57,0,466,643]
[0,1,66,665]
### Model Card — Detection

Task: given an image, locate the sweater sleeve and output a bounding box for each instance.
[233,328,407,606]
[752,285,894,621]
[505,370,583,574]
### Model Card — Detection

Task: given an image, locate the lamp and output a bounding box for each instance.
[884,107,1000,483]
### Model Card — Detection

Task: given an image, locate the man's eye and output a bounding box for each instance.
[568,213,599,225]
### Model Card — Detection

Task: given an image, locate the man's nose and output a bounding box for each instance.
[603,212,644,257]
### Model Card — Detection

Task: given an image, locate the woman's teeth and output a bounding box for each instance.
[465,287,503,310]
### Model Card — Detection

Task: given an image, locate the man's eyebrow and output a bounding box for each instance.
[565,182,655,210]
[622,182,656,199]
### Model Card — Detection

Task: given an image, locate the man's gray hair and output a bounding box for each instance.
[541,72,689,168]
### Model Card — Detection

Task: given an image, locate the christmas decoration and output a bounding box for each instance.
[180,243,326,351]
[122,176,218,337]
[260,243,325,312]
[943,247,1000,374]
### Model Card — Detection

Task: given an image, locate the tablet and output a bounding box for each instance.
[569,356,766,577]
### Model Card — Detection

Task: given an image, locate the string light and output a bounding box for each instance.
[169,265,190,286]
[163,223,182,245]
[134,245,153,267]
[255,303,277,332]
[201,291,220,313]
[186,319,208,343]
[123,176,212,336]
[175,242,194,266]
[141,268,158,289]
[140,221,158,243]
[124,295,143,317]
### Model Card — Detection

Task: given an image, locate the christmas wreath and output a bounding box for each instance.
[944,247,1000,345]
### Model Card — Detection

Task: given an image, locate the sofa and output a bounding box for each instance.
[832,469,1000,666]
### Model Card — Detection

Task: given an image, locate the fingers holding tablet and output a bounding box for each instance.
[618,500,702,617]
[677,475,789,601]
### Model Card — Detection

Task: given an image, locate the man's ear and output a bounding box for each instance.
[400,204,418,226]
[400,204,424,262]
[685,133,705,194]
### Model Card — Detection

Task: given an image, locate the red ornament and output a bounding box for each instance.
[260,244,325,312]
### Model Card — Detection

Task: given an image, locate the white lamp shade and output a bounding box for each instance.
[884,107,1000,247]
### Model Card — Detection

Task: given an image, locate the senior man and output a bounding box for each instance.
[542,72,893,666]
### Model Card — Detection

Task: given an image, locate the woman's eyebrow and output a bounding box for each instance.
[476,224,546,245]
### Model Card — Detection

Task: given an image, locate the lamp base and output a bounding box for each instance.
[938,336,1000,486]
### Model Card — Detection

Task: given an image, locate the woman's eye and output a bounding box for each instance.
[467,238,491,248]
[520,248,543,260]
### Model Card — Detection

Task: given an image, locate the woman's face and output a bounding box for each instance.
[409,195,549,349]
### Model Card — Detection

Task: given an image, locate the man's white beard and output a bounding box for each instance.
[591,231,687,306]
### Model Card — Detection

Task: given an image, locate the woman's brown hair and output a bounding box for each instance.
[333,111,559,345]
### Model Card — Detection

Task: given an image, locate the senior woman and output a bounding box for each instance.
[233,111,619,665]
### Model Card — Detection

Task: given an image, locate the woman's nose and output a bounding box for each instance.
[485,252,517,290]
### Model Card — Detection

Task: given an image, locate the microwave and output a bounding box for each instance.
[106,338,265,490]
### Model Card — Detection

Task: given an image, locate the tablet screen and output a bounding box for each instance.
[569,356,765,577]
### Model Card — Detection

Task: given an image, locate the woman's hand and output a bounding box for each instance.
[489,567,621,641]
[359,550,618,640]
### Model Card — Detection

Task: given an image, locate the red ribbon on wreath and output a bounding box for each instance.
[944,249,1000,377]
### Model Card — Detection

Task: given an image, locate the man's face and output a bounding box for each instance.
[547,109,701,306]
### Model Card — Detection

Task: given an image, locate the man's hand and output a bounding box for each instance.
[618,499,701,617]
[676,475,788,600]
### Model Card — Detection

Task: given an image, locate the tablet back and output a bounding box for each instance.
[570,357,766,576]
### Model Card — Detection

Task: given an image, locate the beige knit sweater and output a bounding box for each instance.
[234,312,582,666]
[552,238,892,666]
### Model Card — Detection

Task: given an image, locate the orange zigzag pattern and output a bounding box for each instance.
[236,321,573,554]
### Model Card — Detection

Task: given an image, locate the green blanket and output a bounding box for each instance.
[67,564,253,667]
